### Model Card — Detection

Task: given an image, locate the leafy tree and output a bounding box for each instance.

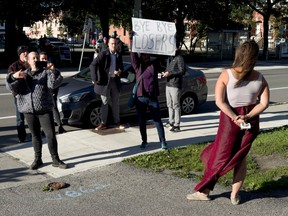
[233,0,288,59]
[0,0,62,64]
[138,0,247,53]
[61,0,116,38]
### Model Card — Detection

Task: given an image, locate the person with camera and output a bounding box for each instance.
[6,51,68,170]
[39,51,66,134]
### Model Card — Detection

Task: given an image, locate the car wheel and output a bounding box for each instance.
[180,94,196,115]
[85,105,101,127]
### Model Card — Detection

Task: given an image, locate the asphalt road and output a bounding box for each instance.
[1,163,288,216]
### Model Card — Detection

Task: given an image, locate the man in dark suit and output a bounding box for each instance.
[90,37,124,130]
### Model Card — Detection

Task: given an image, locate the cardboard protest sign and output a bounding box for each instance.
[132,17,176,56]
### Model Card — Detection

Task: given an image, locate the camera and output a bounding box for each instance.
[35,61,47,69]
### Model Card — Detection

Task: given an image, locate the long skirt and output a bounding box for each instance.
[194,105,259,192]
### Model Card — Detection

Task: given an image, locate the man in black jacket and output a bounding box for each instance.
[7,46,29,143]
[161,46,185,132]
[90,37,124,130]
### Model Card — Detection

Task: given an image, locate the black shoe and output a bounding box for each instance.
[52,158,68,169]
[30,158,43,170]
[170,126,180,132]
[164,122,173,128]
[19,135,31,143]
[58,126,67,134]
[161,141,168,150]
[140,142,147,149]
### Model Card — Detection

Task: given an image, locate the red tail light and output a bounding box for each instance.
[197,77,207,84]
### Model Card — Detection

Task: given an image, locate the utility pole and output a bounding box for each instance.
[133,0,142,18]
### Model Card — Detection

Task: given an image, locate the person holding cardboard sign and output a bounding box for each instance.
[130,34,168,150]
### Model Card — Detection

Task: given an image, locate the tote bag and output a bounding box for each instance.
[128,74,143,108]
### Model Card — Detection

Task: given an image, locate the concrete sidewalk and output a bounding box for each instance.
[1,103,287,182]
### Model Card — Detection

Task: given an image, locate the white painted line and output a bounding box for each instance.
[0,93,11,96]
[0,116,15,120]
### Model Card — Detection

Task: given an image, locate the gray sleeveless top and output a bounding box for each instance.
[226,69,263,108]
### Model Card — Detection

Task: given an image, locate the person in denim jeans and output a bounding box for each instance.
[130,50,168,150]
[7,46,29,143]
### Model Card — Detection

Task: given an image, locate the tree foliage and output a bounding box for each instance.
[0,0,62,64]
[232,0,288,59]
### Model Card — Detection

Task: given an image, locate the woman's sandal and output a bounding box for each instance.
[230,194,241,205]
[186,192,211,201]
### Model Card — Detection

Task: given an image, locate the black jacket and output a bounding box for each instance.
[90,49,124,96]
[165,54,185,89]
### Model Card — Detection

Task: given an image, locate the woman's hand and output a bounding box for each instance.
[232,115,247,127]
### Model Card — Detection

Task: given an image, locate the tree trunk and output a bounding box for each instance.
[99,0,110,38]
[5,14,18,67]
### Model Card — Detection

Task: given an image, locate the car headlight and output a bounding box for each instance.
[59,91,90,103]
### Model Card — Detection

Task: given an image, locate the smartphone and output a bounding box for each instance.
[36,61,47,69]
[240,122,251,130]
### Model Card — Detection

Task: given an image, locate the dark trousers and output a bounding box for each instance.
[14,97,27,141]
[24,111,59,159]
[136,96,166,143]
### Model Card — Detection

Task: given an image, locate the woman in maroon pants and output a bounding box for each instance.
[187,40,270,205]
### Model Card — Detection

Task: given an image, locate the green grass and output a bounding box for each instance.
[123,126,288,192]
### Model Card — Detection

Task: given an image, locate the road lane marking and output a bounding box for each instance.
[0,93,12,96]
[0,116,15,120]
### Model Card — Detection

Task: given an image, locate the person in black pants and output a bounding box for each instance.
[39,51,66,134]
[6,51,68,170]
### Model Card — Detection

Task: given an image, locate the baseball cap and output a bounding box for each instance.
[17,46,28,56]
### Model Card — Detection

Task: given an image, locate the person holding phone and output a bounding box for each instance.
[90,37,125,130]
[161,44,186,132]
[39,51,66,134]
[186,40,270,205]
[6,51,67,170]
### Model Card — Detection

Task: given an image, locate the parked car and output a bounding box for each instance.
[96,38,103,49]
[43,37,71,64]
[67,37,77,44]
[57,63,208,128]
[46,37,67,47]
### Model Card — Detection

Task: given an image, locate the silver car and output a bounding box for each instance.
[57,63,208,128]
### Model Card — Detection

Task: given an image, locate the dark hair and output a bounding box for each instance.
[39,51,47,56]
[17,46,28,56]
[232,40,259,87]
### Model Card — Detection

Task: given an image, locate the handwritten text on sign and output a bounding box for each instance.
[132,18,176,56]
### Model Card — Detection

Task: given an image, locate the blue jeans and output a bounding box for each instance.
[136,96,166,143]
[14,97,27,141]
